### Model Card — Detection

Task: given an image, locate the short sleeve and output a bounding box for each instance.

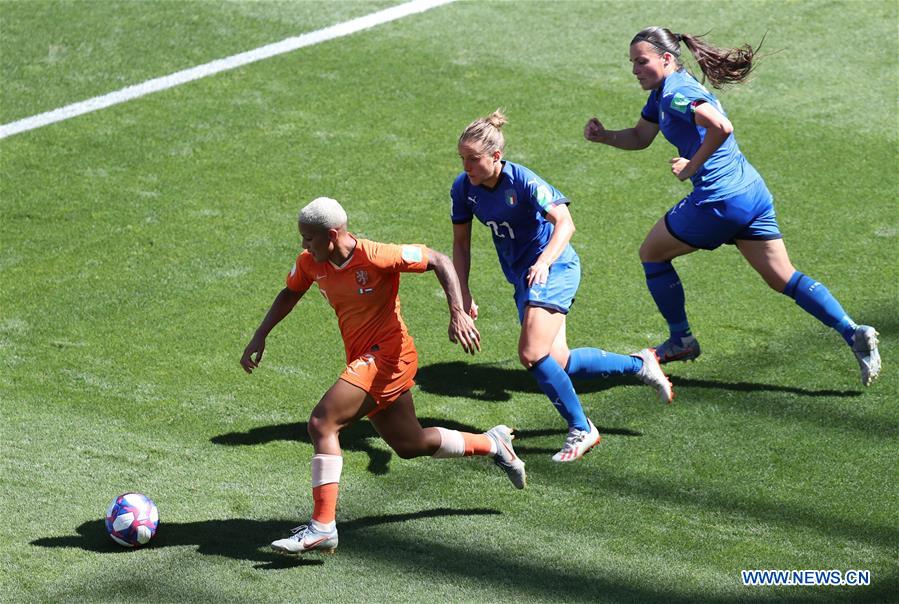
[366,241,430,273]
[663,89,706,124]
[525,174,567,216]
[641,89,660,124]
[450,175,473,224]
[285,254,314,293]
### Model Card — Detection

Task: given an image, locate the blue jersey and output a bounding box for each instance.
[450,161,570,284]
[641,69,761,202]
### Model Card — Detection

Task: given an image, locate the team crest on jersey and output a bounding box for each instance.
[505,190,517,207]
[355,269,369,286]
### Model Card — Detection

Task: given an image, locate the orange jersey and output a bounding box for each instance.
[285,236,429,364]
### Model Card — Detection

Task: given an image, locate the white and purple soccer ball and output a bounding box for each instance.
[105,493,159,547]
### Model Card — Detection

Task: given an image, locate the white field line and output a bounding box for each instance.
[0,0,456,140]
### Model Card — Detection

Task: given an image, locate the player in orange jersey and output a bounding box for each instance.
[241,197,526,556]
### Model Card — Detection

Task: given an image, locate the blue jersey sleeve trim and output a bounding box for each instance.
[451,217,473,225]
[542,197,570,215]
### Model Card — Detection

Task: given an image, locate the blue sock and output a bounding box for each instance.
[783,271,856,345]
[643,261,691,341]
[530,355,589,431]
[565,348,642,380]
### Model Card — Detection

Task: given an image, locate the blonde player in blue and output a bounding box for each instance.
[584,27,881,386]
[451,110,673,463]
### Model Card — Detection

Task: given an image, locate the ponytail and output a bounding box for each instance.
[632,26,763,89]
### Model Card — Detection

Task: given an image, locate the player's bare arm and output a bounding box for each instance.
[584,116,659,150]
[528,204,576,287]
[240,287,304,373]
[427,247,480,354]
[451,221,478,319]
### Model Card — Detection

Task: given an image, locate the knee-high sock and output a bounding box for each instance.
[643,261,691,340]
[530,355,589,431]
[311,453,342,526]
[565,347,643,380]
[783,271,856,344]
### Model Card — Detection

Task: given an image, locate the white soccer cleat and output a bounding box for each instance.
[271,522,338,555]
[485,425,526,489]
[551,419,601,462]
[633,348,674,403]
[852,325,881,386]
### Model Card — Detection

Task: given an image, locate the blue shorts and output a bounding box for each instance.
[513,245,580,323]
[665,179,782,250]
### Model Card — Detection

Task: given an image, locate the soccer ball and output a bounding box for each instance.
[105,493,159,547]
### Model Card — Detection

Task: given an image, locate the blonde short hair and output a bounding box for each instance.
[298,197,347,230]
[459,109,507,156]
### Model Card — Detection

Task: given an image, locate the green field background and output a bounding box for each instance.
[1,1,897,602]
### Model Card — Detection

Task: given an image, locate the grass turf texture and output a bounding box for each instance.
[1,0,897,602]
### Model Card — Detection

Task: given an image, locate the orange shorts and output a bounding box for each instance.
[339,342,418,417]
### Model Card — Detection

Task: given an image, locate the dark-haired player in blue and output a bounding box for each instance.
[584,27,881,386]
[451,110,673,463]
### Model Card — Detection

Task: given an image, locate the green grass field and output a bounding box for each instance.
[2,1,896,602]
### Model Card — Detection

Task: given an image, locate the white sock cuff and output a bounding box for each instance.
[311,454,343,487]
[432,427,466,458]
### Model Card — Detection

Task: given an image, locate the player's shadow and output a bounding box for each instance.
[30,507,501,570]
[416,360,898,441]
[415,360,862,402]
[211,418,642,465]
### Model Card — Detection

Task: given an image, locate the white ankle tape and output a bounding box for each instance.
[311,454,343,487]
[432,427,466,458]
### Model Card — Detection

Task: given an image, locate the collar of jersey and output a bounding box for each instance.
[329,234,358,270]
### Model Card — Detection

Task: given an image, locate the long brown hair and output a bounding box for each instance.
[631,26,761,89]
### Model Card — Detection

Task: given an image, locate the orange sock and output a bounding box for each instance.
[312,483,339,525]
[461,432,494,456]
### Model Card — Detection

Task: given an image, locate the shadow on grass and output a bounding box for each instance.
[37,507,890,603]
[339,529,899,604]
[212,418,641,468]
[669,376,896,439]
[417,360,862,401]
[418,361,899,440]
[30,507,501,570]
[532,462,899,553]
